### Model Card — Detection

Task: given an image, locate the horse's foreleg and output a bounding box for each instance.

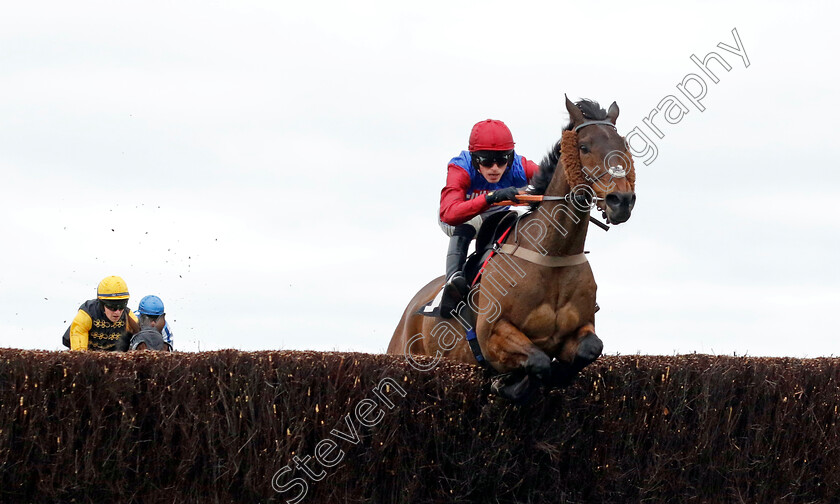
[482,320,553,402]
[549,323,603,388]
[484,319,552,378]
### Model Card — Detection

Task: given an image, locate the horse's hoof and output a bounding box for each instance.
[524,351,551,381]
[490,373,538,403]
[576,333,603,363]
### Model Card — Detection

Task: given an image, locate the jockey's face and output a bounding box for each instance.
[479,161,507,184]
[103,305,124,322]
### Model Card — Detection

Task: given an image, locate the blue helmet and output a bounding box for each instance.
[137,295,165,316]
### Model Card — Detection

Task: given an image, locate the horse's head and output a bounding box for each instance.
[563,96,636,225]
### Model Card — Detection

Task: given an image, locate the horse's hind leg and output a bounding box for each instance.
[549,324,603,388]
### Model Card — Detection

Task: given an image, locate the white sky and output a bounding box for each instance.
[1,1,837,357]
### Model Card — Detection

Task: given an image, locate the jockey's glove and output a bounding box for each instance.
[485,187,520,205]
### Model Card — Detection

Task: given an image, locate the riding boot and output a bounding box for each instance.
[440,230,474,319]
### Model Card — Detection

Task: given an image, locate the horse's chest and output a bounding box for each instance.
[521,302,581,346]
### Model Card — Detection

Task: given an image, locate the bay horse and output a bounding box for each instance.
[387,96,636,401]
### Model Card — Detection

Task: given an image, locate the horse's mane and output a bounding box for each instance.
[530,99,608,196]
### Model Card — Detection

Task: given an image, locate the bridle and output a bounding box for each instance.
[573,119,629,180]
[573,119,616,132]
[511,119,630,236]
[572,118,630,204]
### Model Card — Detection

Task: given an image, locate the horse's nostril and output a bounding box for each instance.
[607,192,634,210]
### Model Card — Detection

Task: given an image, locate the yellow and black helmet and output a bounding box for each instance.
[97,276,130,301]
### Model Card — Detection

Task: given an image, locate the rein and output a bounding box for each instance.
[509,194,603,203]
[492,194,611,231]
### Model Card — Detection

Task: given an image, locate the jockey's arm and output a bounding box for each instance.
[521,157,540,182]
[69,309,92,350]
[439,165,492,226]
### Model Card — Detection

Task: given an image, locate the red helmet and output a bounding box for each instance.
[468,119,515,152]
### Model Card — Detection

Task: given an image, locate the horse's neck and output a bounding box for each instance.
[518,166,589,256]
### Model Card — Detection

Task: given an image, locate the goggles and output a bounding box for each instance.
[474,151,513,168]
[102,300,128,312]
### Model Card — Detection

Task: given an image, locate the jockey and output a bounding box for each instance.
[438,119,541,317]
[129,295,173,351]
[63,275,140,350]
[134,294,174,349]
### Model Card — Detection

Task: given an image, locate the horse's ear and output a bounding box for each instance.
[607,101,619,124]
[565,94,585,127]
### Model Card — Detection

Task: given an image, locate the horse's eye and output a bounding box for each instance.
[580,145,589,154]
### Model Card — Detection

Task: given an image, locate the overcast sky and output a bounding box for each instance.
[1,1,837,357]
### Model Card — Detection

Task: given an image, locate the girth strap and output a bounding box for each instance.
[498,244,588,267]
[465,328,492,369]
